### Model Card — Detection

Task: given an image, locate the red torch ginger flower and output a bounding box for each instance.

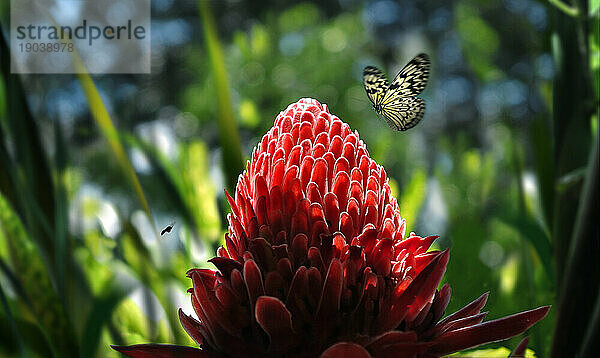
[113,98,549,358]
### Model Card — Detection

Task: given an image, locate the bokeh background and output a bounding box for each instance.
[0,0,598,357]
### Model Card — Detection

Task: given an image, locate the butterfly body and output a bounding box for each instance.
[363,53,430,131]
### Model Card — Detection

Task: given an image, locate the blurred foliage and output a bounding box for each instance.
[0,0,598,357]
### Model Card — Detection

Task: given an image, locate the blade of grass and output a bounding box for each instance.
[0,28,56,272]
[125,135,221,246]
[53,121,69,304]
[0,281,26,357]
[81,280,134,358]
[530,116,554,233]
[0,315,52,357]
[496,212,554,285]
[511,134,543,351]
[197,0,244,192]
[18,4,155,235]
[552,133,599,357]
[76,71,156,232]
[123,134,192,225]
[120,221,186,343]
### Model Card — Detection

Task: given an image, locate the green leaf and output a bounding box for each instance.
[450,345,537,357]
[496,212,554,285]
[197,0,244,192]
[0,192,78,357]
[455,3,502,81]
[591,0,600,15]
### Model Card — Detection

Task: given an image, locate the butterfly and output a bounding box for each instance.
[363,53,430,131]
[160,221,175,236]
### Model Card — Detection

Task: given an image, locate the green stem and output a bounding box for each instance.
[548,0,579,17]
[511,133,542,352]
[551,133,599,357]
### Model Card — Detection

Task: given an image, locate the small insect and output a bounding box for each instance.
[160,221,175,236]
[363,53,430,131]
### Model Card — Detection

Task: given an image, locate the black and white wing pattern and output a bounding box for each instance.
[363,66,389,108]
[363,53,430,131]
[380,97,425,131]
[382,53,430,102]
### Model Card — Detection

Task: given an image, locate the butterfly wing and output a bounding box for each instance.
[381,53,430,104]
[380,97,425,131]
[363,66,389,107]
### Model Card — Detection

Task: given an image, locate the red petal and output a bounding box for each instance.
[255,296,296,352]
[291,210,309,238]
[300,156,315,191]
[178,309,206,347]
[313,143,327,158]
[315,131,330,149]
[316,259,344,321]
[351,167,363,184]
[287,145,301,168]
[431,284,452,324]
[300,138,312,159]
[434,312,488,337]
[299,121,314,143]
[339,212,354,242]
[377,250,448,334]
[366,331,417,348]
[428,306,551,355]
[307,182,323,205]
[437,291,489,327]
[279,132,294,158]
[308,246,326,272]
[406,250,449,322]
[307,267,323,307]
[334,157,350,178]
[312,157,329,194]
[323,152,336,186]
[277,257,294,282]
[286,266,308,306]
[243,259,265,308]
[347,198,361,233]
[320,342,371,358]
[510,336,529,357]
[224,190,240,220]
[323,192,340,231]
[111,344,213,358]
[208,257,242,277]
[315,115,329,135]
[329,120,342,140]
[254,195,268,226]
[343,142,356,168]
[355,227,378,256]
[309,203,326,224]
[291,233,309,266]
[332,171,350,212]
